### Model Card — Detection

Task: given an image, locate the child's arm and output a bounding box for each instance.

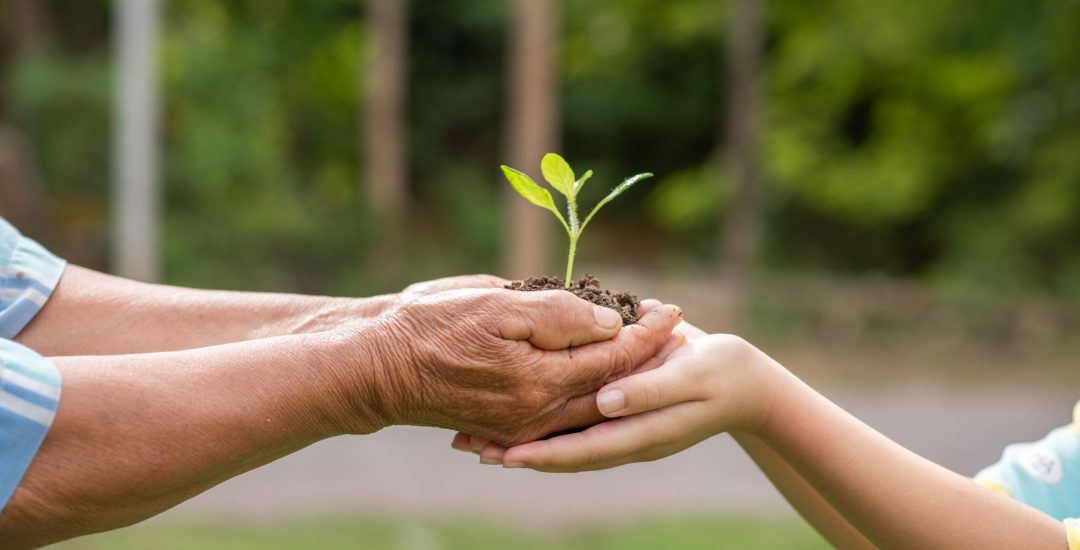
[454,321,874,548]
[494,334,1066,549]
[734,433,875,549]
[679,323,876,548]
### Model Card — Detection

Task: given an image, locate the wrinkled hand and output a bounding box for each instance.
[354,288,683,446]
[395,274,509,307]
[449,299,690,457]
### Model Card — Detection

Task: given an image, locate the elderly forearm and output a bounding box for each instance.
[732,433,875,549]
[16,266,396,356]
[759,374,1066,549]
[0,328,384,548]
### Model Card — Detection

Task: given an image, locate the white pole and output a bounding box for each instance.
[112,0,161,282]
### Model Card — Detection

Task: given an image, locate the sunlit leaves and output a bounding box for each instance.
[501,154,653,284]
[500,165,569,234]
[541,152,576,197]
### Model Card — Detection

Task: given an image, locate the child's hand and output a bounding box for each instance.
[496,332,785,472]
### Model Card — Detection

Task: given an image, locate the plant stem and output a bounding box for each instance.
[565,235,577,288]
[564,190,580,288]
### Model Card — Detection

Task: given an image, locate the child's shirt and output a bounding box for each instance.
[975,400,1080,549]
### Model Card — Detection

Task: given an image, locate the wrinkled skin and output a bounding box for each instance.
[351,287,684,446]
[395,274,510,306]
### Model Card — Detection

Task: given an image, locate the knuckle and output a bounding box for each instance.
[580,437,604,467]
[546,289,584,314]
[709,333,757,363]
[688,359,712,386]
[583,449,603,467]
[609,345,637,378]
[643,382,664,410]
[642,420,679,450]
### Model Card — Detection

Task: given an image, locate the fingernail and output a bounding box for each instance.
[594,306,622,329]
[480,456,502,465]
[503,461,524,469]
[597,389,625,415]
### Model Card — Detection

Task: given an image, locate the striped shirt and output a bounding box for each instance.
[0,216,65,512]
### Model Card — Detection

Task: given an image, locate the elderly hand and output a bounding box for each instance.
[394,274,510,307]
[337,288,683,446]
[449,305,709,462]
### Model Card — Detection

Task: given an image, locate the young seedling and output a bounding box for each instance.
[501,153,653,288]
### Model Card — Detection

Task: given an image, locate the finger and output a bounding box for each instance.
[674,320,707,341]
[625,332,687,377]
[468,434,491,452]
[637,299,663,315]
[595,355,701,418]
[451,432,473,452]
[479,441,508,465]
[556,304,683,390]
[542,392,608,436]
[498,290,624,350]
[502,403,699,472]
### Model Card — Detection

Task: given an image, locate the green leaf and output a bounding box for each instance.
[501,165,571,234]
[574,169,593,194]
[541,153,575,197]
[580,172,654,232]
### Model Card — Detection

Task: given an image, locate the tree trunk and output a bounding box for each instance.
[719,0,765,326]
[364,0,408,241]
[112,0,161,282]
[502,0,558,279]
[0,125,43,232]
[0,0,48,231]
[1,0,48,120]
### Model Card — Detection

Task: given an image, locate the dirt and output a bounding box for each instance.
[505,274,641,325]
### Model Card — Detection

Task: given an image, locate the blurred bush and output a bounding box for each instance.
[2,0,1078,299]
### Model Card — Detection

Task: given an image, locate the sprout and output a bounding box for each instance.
[501,153,653,288]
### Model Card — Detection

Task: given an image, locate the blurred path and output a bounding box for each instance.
[147,383,1077,527]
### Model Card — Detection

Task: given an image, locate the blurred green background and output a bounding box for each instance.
[6,0,1079,299]
[2,0,1079,548]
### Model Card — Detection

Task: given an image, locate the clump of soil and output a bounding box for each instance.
[505,274,641,324]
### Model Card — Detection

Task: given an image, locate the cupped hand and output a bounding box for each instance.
[449,300,695,459]
[359,288,683,446]
[454,317,788,472]
[498,332,785,471]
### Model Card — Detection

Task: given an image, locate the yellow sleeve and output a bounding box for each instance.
[1065,518,1080,550]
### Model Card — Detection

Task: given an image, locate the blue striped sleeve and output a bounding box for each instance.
[0,217,66,338]
[0,339,60,512]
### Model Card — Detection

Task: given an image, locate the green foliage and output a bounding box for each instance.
[649,162,727,233]
[503,153,652,285]
[4,0,1080,300]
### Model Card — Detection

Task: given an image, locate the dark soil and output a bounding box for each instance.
[505,274,641,324]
